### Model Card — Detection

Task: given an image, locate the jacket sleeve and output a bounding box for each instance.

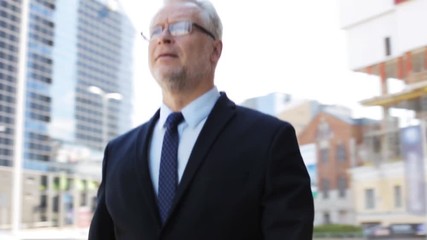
[262,123,314,240]
[88,144,116,240]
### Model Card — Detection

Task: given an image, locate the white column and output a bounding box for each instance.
[12,0,30,236]
[73,177,81,228]
[102,97,109,146]
[420,118,427,240]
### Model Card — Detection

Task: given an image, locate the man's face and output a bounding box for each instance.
[148,3,218,92]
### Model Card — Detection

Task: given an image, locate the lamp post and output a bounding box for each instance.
[87,86,122,146]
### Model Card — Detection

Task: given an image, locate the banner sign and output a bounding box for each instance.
[300,144,318,198]
[400,125,426,215]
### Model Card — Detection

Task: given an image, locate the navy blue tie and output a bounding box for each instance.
[158,112,184,224]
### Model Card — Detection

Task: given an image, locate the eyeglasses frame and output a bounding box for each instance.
[141,21,216,41]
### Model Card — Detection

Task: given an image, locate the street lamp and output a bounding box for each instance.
[87,86,122,146]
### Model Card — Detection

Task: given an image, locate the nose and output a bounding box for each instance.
[156,28,173,44]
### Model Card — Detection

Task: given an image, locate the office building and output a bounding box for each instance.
[0,0,23,167]
[0,0,135,229]
[240,92,293,116]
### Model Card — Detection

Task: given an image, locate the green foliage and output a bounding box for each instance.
[314,224,363,233]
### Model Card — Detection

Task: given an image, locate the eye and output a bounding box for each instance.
[150,26,163,38]
[170,21,191,36]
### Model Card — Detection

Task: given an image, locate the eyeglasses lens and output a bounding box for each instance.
[169,21,191,36]
[149,21,192,39]
[150,26,163,39]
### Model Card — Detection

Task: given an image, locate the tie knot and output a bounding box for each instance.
[165,112,184,129]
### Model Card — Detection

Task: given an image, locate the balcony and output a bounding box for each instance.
[358,119,402,166]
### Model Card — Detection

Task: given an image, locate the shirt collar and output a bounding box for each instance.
[159,87,220,128]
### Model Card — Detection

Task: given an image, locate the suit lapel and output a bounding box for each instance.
[165,93,236,226]
[133,110,162,226]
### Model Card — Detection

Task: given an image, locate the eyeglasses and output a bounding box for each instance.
[141,20,216,41]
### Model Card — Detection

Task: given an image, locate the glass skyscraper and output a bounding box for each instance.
[25,0,134,169]
[0,0,134,229]
[24,0,55,167]
[0,0,23,167]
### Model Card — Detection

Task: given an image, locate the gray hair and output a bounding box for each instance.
[163,0,223,40]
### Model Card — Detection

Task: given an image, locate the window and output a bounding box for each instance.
[384,37,391,56]
[394,185,402,208]
[338,176,347,198]
[388,131,401,158]
[317,121,331,140]
[39,194,47,208]
[365,188,375,209]
[323,212,331,224]
[322,179,330,199]
[81,191,87,206]
[373,136,381,153]
[336,143,346,162]
[320,148,329,163]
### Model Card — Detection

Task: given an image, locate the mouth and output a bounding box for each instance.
[156,53,178,61]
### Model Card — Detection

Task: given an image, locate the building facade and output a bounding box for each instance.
[240,92,293,116]
[0,0,23,168]
[298,111,370,226]
[277,100,321,135]
[0,0,134,230]
[340,0,427,230]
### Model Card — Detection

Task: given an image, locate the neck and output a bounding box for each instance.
[162,84,214,112]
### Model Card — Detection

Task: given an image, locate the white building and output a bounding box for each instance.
[339,0,427,230]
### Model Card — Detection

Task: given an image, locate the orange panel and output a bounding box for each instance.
[406,51,412,74]
[379,62,386,80]
[425,47,427,70]
[366,66,373,75]
[395,0,407,4]
[397,57,404,79]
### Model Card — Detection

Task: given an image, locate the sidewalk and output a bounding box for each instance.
[0,227,88,240]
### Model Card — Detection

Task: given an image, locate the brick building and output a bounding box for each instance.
[298,111,371,225]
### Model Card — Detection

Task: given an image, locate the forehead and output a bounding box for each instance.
[151,3,203,26]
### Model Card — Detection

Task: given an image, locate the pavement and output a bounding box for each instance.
[0,227,88,240]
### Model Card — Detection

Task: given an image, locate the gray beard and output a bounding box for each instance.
[155,67,208,93]
[156,68,187,92]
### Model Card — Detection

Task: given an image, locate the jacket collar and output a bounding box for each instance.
[134,92,237,229]
[164,92,236,227]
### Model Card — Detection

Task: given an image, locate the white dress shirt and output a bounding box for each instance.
[149,87,220,194]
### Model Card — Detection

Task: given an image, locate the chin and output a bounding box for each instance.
[155,68,185,81]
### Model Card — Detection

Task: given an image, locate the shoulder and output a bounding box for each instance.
[106,118,154,152]
[214,93,295,134]
[111,124,145,143]
[108,110,160,148]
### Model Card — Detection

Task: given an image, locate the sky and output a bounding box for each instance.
[118,0,383,126]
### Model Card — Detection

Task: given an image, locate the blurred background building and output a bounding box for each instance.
[298,112,376,226]
[243,0,427,234]
[241,93,378,226]
[240,92,293,117]
[0,0,20,167]
[339,0,427,231]
[0,0,134,230]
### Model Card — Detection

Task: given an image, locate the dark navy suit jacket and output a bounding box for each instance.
[88,93,314,240]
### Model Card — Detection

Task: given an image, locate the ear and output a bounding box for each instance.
[211,40,223,64]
